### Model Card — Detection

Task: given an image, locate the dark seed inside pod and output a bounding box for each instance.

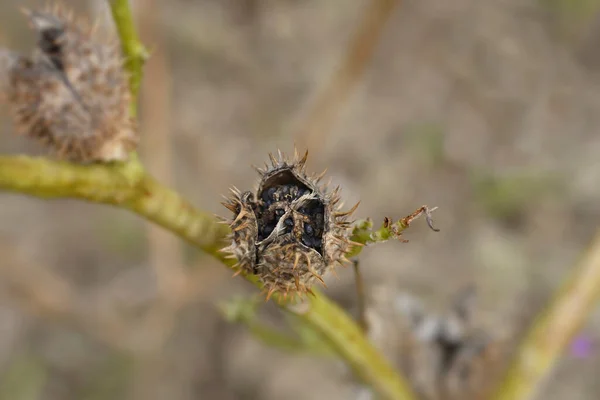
[304,224,314,235]
[256,171,313,242]
[301,233,312,247]
[295,200,325,255]
[262,187,277,205]
[284,217,294,234]
[261,223,275,239]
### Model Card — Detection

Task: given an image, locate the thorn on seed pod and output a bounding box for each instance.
[4,3,138,163]
[219,148,359,301]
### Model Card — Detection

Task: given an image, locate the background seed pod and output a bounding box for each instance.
[4,4,138,163]
[361,286,502,400]
[221,149,359,299]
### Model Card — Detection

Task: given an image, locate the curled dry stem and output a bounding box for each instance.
[348,205,439,258]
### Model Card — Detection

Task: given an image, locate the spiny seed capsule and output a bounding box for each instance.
[3,4,138,163]
[221,149,360,300]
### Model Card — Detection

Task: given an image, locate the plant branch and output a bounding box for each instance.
[491,230,600,400]
[288,291,416,400]
[0,156,230,256]
[220,296,336,356]
[353,259,368,332]
[109,0,148,114]
[348,205,440,258]
[294,0,400,151]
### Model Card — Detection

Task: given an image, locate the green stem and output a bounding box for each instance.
[353,259,369,332]
[290,291,416,400]
[109,0,148,116]
[0,156,229,256]
[348,205,439,258]
[220,296,335,356]
[247,318,337,356]
[491,231,600,400]
[108,0,148,168]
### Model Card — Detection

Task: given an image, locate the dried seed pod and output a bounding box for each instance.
[394,288,500,400]
[4,4,137,163]
[221,149,359,299]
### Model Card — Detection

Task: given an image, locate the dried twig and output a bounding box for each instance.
[491,231,600,400]
[294,0,401,151]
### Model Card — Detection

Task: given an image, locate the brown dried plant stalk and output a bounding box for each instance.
[294,0,401,151]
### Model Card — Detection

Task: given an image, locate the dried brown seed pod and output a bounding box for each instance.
[221,149,359,300]
[4,4,137,163]
[395,287,499,400]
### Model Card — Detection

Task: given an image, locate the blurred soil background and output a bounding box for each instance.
[0,0,600,399]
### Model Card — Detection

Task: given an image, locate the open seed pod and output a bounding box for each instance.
[221,149,359,300]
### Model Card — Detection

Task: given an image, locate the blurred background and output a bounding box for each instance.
[0,0,599,399]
